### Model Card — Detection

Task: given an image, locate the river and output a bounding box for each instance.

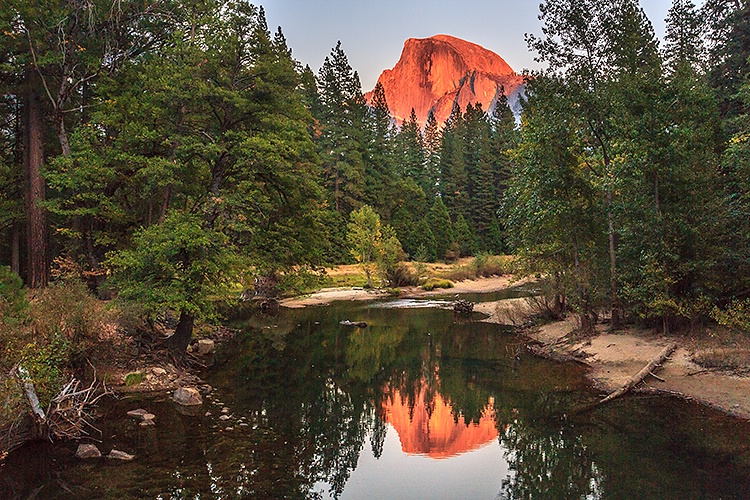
[2,299,750,498]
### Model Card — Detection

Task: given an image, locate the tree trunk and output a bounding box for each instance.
[55,109,71,157]
[159,184,171,223]
[168,310,195,355]
[24,71,48,289]
[11,222,20,275]
[606,189,620,329]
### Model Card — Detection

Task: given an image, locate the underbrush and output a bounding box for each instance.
[0,267,112,424]
[439,254,514,282]
[421,278,454,291]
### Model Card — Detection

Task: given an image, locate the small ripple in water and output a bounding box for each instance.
[370,299,455,309]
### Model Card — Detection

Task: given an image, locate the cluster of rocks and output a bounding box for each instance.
[453,300,475,314]
[187,339,215,356]
[204,391,250,432]
[127,408,156,426]
[75,443,134,461]
[121,363,207,392]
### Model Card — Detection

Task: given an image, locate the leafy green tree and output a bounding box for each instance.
[505,75,605,328]
[614,0,722,330]
[348,205,381,287]
[44,2,326,352]
[375,225,407,286]
[526,0,662,327]
[107,212,241,353]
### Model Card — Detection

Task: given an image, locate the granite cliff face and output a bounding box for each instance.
[366,34,524,127]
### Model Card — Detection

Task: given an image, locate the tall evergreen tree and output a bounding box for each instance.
[439,102,469,223]
[395,108,427,193]
[703,0,750,122]
[363,82,397,219]
[422,110,442,198]
[427,196,454,260]
[316,41,367,214]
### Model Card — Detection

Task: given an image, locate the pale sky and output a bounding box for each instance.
[262,0,692,91]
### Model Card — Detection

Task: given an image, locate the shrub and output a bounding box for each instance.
[1,279,111,411]
[382,262,419,287]
[29,280,110,362]
[439,254,515,282]
[421,278,454,291]
[472,253,513,278]
[0,266,27,323]
[712,299,750,333]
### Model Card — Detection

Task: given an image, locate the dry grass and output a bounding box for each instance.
[692,348,750,374]
[438,255,514,282]
[683,325,750,374]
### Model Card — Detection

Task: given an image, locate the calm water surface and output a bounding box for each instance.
[2,299,750,499]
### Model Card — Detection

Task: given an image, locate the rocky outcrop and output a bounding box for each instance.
[366,34,525,127]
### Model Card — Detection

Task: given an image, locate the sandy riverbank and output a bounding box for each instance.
[279,275,521,308]
[520,317,750,419]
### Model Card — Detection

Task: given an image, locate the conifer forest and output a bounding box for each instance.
[2,0,750,349]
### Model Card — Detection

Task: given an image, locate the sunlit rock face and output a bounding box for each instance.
[382,384,498,459]
[366,34,524,127]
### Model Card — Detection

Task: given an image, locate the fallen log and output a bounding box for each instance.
[16,366,45,422]
[340,320,368,328]
[599,343,677,404]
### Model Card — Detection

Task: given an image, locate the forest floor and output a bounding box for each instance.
[282,266,750,420]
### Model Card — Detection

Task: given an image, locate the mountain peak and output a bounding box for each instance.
[366,35,524,127]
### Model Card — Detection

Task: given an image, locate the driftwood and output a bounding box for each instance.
[599,343,677,404]
[340,320,368,328]
[16,366,46,422]
[9,365,110,445]
[46,377,110,441]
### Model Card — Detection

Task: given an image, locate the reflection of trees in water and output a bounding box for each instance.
[205,306,602,498]
[199,318,376,499]
[498,418,603,499]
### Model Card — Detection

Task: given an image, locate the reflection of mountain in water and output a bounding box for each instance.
[383,382,497,459]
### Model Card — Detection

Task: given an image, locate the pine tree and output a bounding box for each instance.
[316,41,367,213]
[396,108,427,192]
[439,102,469,223]
[463,103,495,250]
[427,197,454,260]
[453,213,476,257]
[703,0,750,122]
[422,110,442,198]
[363,82,397,218]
